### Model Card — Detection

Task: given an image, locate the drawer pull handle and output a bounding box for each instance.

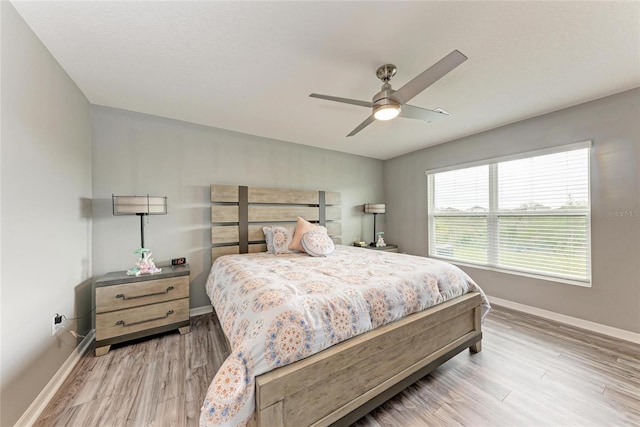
[116,286,175,300]
[116,310,174,327]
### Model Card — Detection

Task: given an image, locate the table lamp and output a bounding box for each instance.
[364,203,385,247]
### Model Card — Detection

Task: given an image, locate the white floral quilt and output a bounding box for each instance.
[200,245,490,426]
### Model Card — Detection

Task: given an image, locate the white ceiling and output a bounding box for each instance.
[11,1,640,160]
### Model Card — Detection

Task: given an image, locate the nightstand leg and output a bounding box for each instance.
[178,325,191,335]
[95,345,111,357]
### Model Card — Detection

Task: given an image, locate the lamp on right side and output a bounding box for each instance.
[364,203,386,247]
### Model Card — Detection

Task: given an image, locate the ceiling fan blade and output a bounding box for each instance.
[391,50,467,105]
[347,115,376,137]
[310,93,373,108]
[399,104,451,123]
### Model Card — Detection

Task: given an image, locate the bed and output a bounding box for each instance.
[202,185,489,427]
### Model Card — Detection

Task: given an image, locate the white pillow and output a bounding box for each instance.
[272,226,295,254]
[301,230,335,257]
[262,226,275,253]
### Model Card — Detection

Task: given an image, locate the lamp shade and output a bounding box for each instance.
[364,203,386,214]
[112,195,167,215]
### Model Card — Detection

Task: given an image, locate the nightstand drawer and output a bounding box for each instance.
[96,276,189,313]
[96,298,189,341]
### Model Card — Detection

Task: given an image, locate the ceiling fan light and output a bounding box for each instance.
[373,104,401,121]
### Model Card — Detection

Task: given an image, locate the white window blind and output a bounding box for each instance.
[427,143,591,285]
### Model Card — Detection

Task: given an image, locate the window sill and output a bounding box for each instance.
[429,256,592,288]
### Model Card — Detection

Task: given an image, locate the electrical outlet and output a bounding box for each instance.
[51,314,62,336]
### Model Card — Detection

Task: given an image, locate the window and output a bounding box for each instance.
[427,142,591,285]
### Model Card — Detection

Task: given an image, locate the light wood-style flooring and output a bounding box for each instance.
[34,306,640,426]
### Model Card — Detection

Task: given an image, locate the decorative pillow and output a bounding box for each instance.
[262,226,275,253]
[271,226,295,254]
[289,217,327,252]
[301,230,335,257]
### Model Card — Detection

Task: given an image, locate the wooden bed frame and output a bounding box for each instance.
[210,185,482,427]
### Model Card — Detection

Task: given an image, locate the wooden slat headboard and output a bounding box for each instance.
[211,185,342,263]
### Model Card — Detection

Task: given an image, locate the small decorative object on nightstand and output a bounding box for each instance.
[127,247,161,276]
[375,231,386,247]
[353,239,367,247]
[94,263,190,356]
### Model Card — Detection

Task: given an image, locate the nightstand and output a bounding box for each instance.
[94,264,190,356]
[364,244,398,253]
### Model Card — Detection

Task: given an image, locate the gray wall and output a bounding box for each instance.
[91,106,384,308]
[0,3,92,425]
[385,88,640,333]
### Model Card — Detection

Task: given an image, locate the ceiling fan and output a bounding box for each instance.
[310,50,467,137]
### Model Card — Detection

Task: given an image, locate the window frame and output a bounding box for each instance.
[426,141,592,287]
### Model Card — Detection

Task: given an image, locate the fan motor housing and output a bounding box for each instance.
[373,88,400,107]
[372,88,393,103]
[372,87,401,120]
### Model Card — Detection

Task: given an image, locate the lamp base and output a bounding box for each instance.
[369,242,377,247]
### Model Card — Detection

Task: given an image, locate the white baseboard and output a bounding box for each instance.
[15,329,96,426]
[488,296,640,345]
[190,305,213,317]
